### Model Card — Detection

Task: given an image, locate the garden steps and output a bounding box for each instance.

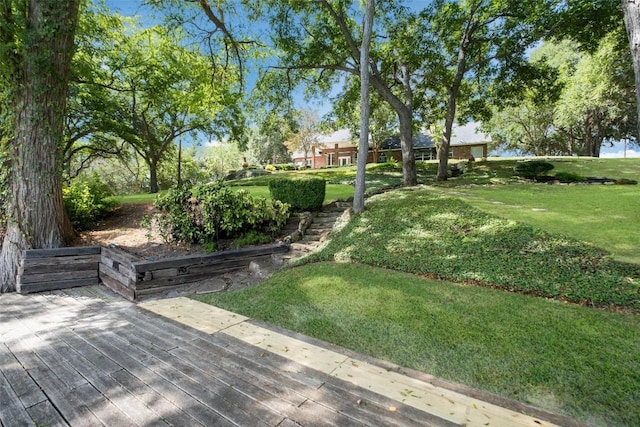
[279,200,352,264]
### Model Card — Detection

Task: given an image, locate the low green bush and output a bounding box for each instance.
[63,176,118,231]
[554,171,586,182]
[514,160,554,179]
[232,231,273,248]
[270,163,295,171]
[268,177,326,211]
[153,181,290,246]
[264,164,276,172]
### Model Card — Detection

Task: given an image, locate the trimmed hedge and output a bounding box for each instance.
[268,177,326,211]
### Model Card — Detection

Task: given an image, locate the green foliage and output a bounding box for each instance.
[264,164,276,172]
[268,177,326,211]
[232,231,272,249]
[304,188,640,310]
[153,181,290,245]
[513,160,554,178]
[153,186,202,243]
[554,171,585,182]
[273,163,295,170]
[63,176,118,231]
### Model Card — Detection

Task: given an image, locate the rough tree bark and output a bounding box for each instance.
[0,0,79,292]
[353,0,374,214]
[623,0,640,142]
[437,39,468,181]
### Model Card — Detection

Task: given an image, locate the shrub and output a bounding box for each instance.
[153,181,290,245]
[264,164,276,172]
[269,177,326,211]
[554,171,585,182]
[232,231,272,248]
[225,169,270,180]
[272,163,295,171]
[63,176,118,231]
[513,160,554,179]
[153,186,202,243]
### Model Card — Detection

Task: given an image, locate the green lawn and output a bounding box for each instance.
[449,184,640,264]
[194,178,640,426]
[110,193,159,204]
[195,262,640,427]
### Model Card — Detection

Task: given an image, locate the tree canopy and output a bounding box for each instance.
[68,11,245,192]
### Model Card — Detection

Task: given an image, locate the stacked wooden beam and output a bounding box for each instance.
[99,246,141,301]
[17,247,101,294]
[131,243,290,298]
[15,243,290,300]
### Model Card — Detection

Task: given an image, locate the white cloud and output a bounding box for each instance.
[600,149,640,158]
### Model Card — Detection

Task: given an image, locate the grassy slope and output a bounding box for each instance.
[306,188,639,309]
[196,262,640,427]
[455,184,640,263]
[194,158,640,426]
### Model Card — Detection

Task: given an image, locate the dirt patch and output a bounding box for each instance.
[72,203,205,259]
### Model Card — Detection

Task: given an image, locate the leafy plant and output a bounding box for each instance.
[63,176,118,231]
[513,160,554,179]
[152,181,290,246]
[232,231,272,248]
[554,171,585,182]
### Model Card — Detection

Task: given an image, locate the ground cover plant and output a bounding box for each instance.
[304,187,640,309]
[195,262,640,427]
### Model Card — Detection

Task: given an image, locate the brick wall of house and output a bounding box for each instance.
[293,143,487,168]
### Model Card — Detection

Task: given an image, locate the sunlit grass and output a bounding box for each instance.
[195,262,640,427]
[109,193,159,204]
[451,184,640,263]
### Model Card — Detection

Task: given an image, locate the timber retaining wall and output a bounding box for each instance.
[16,243,289,300]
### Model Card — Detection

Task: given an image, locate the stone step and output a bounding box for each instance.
[290,242,319,253]
[279,249,310,260]
[313,211,344,221]
[334,201,352,208]
[310,217,340,227]
[304,227,332,236]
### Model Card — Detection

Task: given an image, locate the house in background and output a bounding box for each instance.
[291,129,358,168]
[291,123,490,168]
[380,123,490,163]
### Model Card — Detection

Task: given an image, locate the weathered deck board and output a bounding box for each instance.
[0,286,572,427]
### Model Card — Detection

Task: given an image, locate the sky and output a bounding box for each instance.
[600,141,640,158]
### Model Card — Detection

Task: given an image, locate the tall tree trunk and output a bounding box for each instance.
[354,0,374,214]
[149,159,160,193]
[0,0,79,293]
[437,42,467,181]
[397,109,416,186]
[369,76,417,186]
[437,87,458,181]
[623,0,640,141]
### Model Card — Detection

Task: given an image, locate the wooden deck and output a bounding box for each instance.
[0,286,579,426]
